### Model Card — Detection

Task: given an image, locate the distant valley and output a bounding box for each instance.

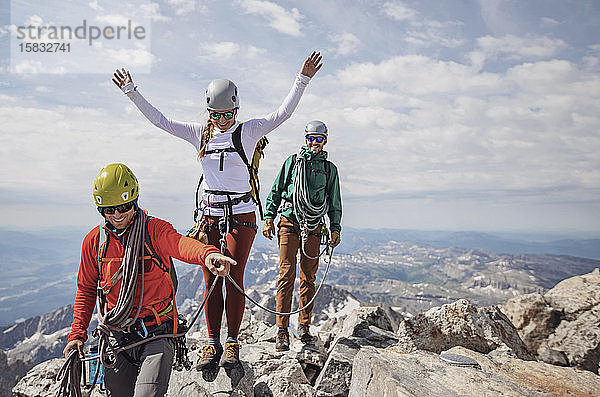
[1,227,599,326]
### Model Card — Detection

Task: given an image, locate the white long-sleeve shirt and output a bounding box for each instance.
[126,73,311,216]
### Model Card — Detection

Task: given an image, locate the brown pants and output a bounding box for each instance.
[275,216,321,328]
[201,212,256,339]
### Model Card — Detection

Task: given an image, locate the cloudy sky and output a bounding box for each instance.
[1,0,599,236]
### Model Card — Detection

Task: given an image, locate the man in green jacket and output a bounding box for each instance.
[262,120,342,352]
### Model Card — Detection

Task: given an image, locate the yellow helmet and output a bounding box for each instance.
[92,163,139,207]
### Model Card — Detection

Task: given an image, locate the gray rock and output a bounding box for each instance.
[12,358,63,397]
[396,299,534,360]
[0,350,30,397]
[12,357,104,397]
[544,268,600,317]
[536,343,569,367]
[313,306,400,396]
[348,345,600,397]
[501,292,562,354]
[546,305,600,373]
[503,268,600,373]
[314,337,360,397]
[168,342,314,397]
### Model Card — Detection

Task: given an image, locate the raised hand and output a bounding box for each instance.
[112,68,133,90]
[300,51,323,78]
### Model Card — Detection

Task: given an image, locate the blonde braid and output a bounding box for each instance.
[198,118,214,159]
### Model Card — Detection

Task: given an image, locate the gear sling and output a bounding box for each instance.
[95,216,187,374]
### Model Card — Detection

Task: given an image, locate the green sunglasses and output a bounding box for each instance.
[210,111,235,121]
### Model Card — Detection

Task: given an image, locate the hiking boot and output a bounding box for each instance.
[297,324,313,344]
[219,342,241,368]
[275,329,290,352]
[196,344,223,371]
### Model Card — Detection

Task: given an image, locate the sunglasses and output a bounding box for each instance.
[102,202,134,215]
[209,111,235,121]
[306,135,325,143]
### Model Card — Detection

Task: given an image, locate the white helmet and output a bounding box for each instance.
[205,79,239,111]
[305,120,328,137]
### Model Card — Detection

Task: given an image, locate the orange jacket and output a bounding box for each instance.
[68,216,219,342]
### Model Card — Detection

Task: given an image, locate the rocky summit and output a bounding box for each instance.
[13,282,600,397]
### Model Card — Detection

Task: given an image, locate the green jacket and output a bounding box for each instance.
[265,146,342,233]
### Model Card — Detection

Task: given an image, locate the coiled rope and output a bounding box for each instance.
[292,152,329,260]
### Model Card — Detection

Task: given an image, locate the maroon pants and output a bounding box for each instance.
[275,216,321,328]
[201,212,256,339]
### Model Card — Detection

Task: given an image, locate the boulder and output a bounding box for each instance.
[396,299,534,360]
[348,345,600,397]
[314,306,398,396]
[544,268,600,317]
[501,293,561,352]
[503,268,600,373]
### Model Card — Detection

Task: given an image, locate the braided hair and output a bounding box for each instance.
[198,118,214,159]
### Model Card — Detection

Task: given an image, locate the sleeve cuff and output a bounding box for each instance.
[201,244,221,262]
[297,73,311,85]
[122,82,137,95]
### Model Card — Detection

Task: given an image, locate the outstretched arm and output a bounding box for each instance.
[244,51,324,140]
[112,68,204,151]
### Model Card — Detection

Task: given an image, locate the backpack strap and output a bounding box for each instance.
[325,160,331,192]
[97,224,108,279]
[143,216,178,294]
[232,123,266,220]
[231,123,247,166]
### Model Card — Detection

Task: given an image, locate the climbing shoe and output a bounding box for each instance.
[297,324,313,344]
[219,342,241,368]
[196,344,223,371]
[275,329,290,352]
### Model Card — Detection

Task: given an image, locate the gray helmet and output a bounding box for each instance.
[305,120,328,137]
[205,79,239,111]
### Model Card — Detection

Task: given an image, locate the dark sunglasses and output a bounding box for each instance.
[209,111,235,121]
[306,135,325,143]
[102,202,134,215]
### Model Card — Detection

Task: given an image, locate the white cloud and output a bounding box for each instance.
[335,55,502,95]
[328,32,361,56]
[235,0,303,36]
[166,0,201,16]
[540,17,561,28]
[12,60,67,74]
[476,34,567,61]
[104,46,155,67]
[405,22,464,48]
[89,0,104,12]
[198,41,241,59]
[139,3,171,21]
[381,1,417,21]
[95,14,132,26]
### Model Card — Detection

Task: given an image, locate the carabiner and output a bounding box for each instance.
[137,319,148,339]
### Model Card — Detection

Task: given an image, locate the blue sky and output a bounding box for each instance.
[0,0,599,235]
